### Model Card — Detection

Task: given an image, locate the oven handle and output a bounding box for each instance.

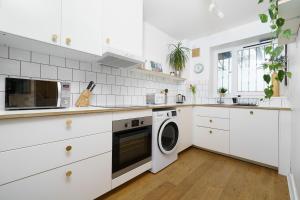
[57,82,62,107]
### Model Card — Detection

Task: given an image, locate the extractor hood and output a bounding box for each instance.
[97,47,144,68]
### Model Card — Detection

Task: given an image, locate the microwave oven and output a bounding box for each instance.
[5,78,71,110]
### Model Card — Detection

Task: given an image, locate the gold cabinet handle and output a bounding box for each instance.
[209,119,213,123]
[209,130,212,134]
[65,37,71,46]
[66,119,72,128]
[105,37,111,44]
[250,111,254,115]
[66,145,72,152]
[51,34,58,43]
[66,170,72,177]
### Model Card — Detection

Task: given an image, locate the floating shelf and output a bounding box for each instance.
[134,68,186,81]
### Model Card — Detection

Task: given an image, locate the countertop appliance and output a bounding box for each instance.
[146,93,165,105]
[5,77,70,110]
[151,108,179,173]
[176,94,186,104]
[112,116,152,179]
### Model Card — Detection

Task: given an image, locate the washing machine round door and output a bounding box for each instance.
[158,119,179,154]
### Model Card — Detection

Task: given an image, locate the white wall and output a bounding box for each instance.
[189,20,270,97]
[288,31,300,199]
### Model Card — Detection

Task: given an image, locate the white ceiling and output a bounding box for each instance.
[144,0,268,40]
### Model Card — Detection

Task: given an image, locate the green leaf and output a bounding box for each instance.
[264,87,273,99]
[278,70,285,81]
[259,14,268,23]
[270,24,277,29]
[268,8,277,20]
[286,72,292,78]
[276,18,285,27]
[272,46,284,58]
[283,29,292,39]
[265,46,273,54]
[258,0,264,3]
[262,63,269,69]
[263,74,271,84]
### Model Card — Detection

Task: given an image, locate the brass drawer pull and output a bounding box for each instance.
[66,119,73,127]
[209,119,213,123]
[65,37,71,46]
[209,130,212,134]
[250,111,254,115]
[51,34,58,43]
[66,170,72,177]
[66,145,72,152]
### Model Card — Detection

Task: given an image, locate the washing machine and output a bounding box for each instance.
[151,108,179,173]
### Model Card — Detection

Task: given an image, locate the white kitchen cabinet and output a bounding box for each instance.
[0,153,112,200]
[61,0,102,55]
[193,126,229,154]
[230,109,279,167]
[0,0,61,45]
[101,0,143,57]
[177,107,193,153]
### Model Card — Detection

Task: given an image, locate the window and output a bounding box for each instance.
[217,51,232,93]
[237,44,269,92]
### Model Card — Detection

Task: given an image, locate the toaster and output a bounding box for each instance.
[146,93,165,105]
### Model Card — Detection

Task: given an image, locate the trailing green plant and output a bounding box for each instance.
[258,0,292,99]
[190,84,196,95]
[167,42,190,72]
[218,87,227,94]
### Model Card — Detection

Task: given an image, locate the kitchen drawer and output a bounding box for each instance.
[195,116,229,130]
[0,132,112,186]
[194,107,229,119]
[0,112,112,152]
[193,126,229,154]
[0,152,112,200]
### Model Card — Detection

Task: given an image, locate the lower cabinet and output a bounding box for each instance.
[230,109,279,167]
[193,126,229,154]
[0,152,112,200]
[177,107,193,153]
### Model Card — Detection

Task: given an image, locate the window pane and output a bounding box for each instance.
[217,51,232,93]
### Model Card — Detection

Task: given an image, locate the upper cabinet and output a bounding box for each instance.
[101,0,143,58]
[61,0,102,55]
[0,0,62,45]
[278,0,300,44]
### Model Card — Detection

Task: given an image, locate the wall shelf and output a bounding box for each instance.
[134,68,186,81]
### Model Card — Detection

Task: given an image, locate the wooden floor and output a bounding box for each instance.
[97,148,290,200]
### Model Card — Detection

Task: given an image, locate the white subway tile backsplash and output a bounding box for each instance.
[0,58,20,76]
[0,92,4,110]
[86,71,97,83]
[97,73,106,84]
[58,67,72,81]
[0,45,182,110]
[0,45,8,58]
[9,47,30,61]
[32,52,49,64]
[107,75,116,85]
[66,59,79,69]
[80,62,92,71]
[21,61,40,78]
[73,69,85,82]
[50,55,65,67]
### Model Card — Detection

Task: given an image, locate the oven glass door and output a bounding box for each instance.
[112,126,152,177]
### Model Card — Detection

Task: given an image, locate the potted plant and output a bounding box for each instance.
[167,42,190,77]
[258,0,292,99]
[190,84,197,103]
[217,87,227,104]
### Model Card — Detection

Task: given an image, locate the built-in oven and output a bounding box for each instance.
[112,116,152,179]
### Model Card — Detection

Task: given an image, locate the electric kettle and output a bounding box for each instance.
[176,94,186,104]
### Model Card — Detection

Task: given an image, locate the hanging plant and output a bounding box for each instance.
[258,0,292,99]
[167,42,190,72]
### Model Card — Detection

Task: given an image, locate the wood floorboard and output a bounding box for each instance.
[96,148,290,200]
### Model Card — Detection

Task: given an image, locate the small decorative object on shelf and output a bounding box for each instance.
[161,89,169,104]
[170,72,175,76]
[217,87,227,104]
[167,41,190,77]
[190,84,197,103]
[75,81,96,107]
[150,61,163,72]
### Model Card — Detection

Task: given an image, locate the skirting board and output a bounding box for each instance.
[112,162,152,189]
[288,173,299,200]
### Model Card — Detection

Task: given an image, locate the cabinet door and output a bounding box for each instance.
[0,0,61,44]
[177,107,193,152]
[0,153,112,200]
[101,0,143,57]
[61,0,102,55]
[230,109,279,166]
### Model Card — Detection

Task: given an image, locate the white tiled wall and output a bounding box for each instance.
[0,45,182,110]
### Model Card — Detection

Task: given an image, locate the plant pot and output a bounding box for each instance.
[176,70,181,77]
[272,73,280,97]
[219,93,226,98]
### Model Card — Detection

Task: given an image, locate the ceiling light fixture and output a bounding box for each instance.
[208,0,224,19]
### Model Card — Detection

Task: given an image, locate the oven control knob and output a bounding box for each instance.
[167,113,169,117]
[125,123,128,128]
